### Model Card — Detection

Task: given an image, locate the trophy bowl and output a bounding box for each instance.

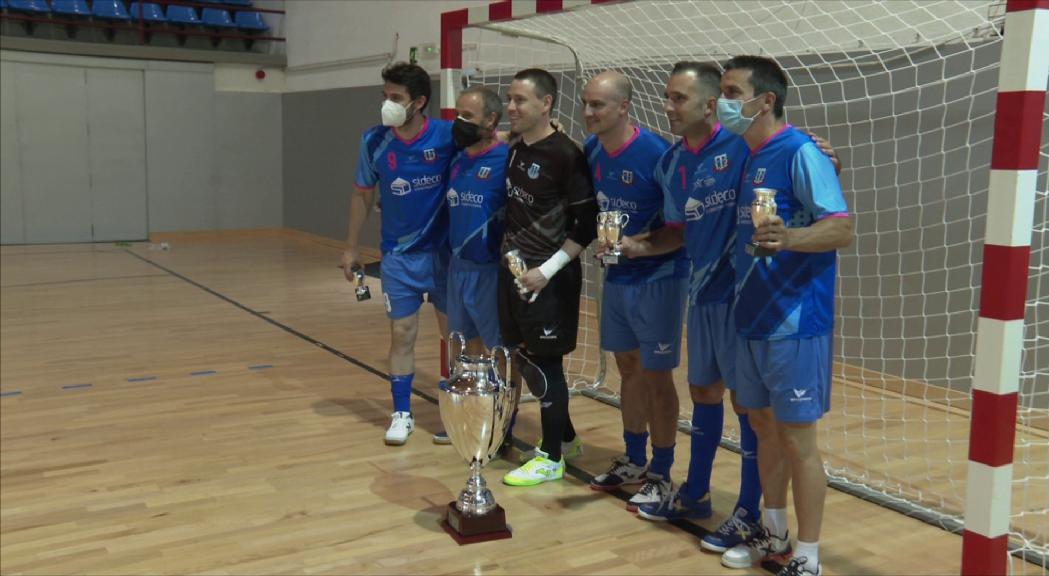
[438,332,517,543]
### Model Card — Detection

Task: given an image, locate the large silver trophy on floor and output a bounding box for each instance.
[438,331,517,543]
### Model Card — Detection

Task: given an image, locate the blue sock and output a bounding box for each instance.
[735,413,762,519]
[649,444,675,480]
[684,401,724,501]
[390,374,413,413]
[624,430,649,467]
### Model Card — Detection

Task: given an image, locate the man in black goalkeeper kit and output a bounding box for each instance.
[500,68,599,487]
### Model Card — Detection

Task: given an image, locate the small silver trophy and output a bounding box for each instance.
[746,188,778,258]
[598,211,630,265]
[350,264,371,301]
[504,249,530,301]
[439,331,517,543]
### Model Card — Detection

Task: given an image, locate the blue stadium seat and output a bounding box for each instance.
[52,0,91,16]
[234,10,267,31]
[201,7,235,28]
[128,2,165,22]
[92,0,130,20]
[166,5,200,25]
[7,0,49,13]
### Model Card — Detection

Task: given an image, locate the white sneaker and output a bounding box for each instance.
[721,525,792,569]
[384,411,414,445]
[627,473,670,512]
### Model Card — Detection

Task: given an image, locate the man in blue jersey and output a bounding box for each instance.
[445,85,508,357]
[616,62,764,545]
[580,71,688,513]
[344,62,454,446]
[718,55,853,576]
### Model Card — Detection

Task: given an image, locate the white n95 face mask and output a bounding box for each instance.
[381,99,408,127]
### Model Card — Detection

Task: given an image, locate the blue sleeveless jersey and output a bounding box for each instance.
[446,141,509,264]
[734,125,849,339]
[660,125,751,305]
[354,118,455,255]
[584,127,686,284]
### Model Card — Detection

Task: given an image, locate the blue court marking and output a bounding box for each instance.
[0,391,23,398]
[191,370,217,376]
[248,364,274,370]
[127,376,157,383]
[62,383,93,390]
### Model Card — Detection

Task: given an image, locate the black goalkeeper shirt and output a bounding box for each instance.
[501,130,598,264]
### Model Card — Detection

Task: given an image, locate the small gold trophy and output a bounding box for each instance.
[350,264,371,301]
[504,250,530,301]
[597,211,630,265]
[746,188,778,258]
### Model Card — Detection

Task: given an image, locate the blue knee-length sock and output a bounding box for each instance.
[390,373,413,413]
[649,444,675,480]
[735,413,762,519]
[624,430,649,467]
[684,401,724,501]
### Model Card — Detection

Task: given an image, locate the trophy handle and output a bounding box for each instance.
[618,213,630,228]
[447,331,467,378]
[489,345,515,450]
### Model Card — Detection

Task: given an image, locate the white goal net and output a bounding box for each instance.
[457,0,1047,571]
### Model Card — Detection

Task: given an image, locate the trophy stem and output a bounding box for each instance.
[457,460,495,517]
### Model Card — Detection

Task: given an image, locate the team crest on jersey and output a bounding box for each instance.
[621,170,634,185]
[387,152,397,171]
[527,163,541,179]
[478,166,492,180]
[713,154,729,172]
[423,148,436,162]
[753,168,766,184]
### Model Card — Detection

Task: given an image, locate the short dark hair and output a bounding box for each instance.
[670,61,722,99]
[381,62,431,108]
[513,68,558,106]
[461,86,504,125]
[723,55,788,118]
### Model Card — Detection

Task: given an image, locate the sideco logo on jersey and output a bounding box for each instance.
[685,188,736,221]
[596,191,638,212]
[390,174,442,196]
[447,188,484,208]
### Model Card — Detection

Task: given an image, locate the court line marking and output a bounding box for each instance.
[61,383,93,390]
[1,274,168,289]
[123,248,784,571]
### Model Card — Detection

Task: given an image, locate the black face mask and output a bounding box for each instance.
[452,116,485,148]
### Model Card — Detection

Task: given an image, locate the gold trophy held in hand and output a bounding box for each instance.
[746,188,778,258]
[504,250,531,301]
[597,211,630,265]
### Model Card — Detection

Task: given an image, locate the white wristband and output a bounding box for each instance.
[538,249,571,280]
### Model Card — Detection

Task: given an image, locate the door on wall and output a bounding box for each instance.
[3,61,147,244]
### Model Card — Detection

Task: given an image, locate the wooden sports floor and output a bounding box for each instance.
[0,231,1014,575]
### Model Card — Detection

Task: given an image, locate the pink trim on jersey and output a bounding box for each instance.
[466,139,501,158]
[605,125,641,158]
[684,124,721,154]
[749,123,792,154]
[394,116,430,145]
[817,212,850,220]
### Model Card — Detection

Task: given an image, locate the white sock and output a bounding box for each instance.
[795,540,820,572]
[763,507,788,538]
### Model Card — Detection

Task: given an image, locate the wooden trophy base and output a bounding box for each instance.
[441,501,512,545]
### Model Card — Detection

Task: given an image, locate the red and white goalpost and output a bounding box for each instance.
[965,2,1047,575]
[440,1,1047,574]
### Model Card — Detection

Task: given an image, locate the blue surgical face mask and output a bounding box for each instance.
[716,95,764,135]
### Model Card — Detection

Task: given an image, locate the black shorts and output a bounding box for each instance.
[498,258,582,357]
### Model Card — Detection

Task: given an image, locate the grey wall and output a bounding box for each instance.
[0,52,283,244]
[282,79,441,249]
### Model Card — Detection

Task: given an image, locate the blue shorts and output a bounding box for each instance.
[380,249,448,320]
[735,335,833,423]
[446,256,502,349]
[687,301,737,389]
[600,277,687,371]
